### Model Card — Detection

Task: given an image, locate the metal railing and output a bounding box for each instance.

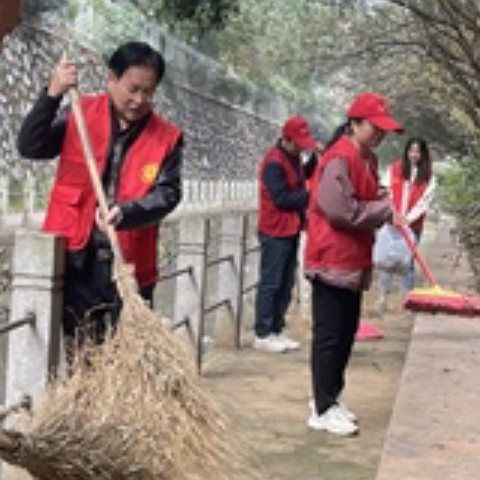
[0,312,35,336]
[0,211,266,384]
[155,213,260,371]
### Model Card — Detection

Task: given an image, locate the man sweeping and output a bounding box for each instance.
[17,41,184,361]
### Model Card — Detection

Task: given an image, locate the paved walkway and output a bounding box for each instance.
[204,288,412,480]
[2,213,478,480]
[375,215,480,480]
[204,213,480,480]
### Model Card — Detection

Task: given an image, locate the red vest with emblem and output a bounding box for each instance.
[43,93,182,286]
[390,160,428,233]
[305,135,379,270]
[258,146,304,237]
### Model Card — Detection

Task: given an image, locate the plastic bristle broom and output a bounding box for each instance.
[397,223,480,316]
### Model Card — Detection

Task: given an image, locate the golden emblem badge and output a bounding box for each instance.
[141,163,158,184]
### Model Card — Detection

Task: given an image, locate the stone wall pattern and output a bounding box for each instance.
[0,21,283,207]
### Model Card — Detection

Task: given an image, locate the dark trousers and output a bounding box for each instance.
[310,278,362,415]
[63,247,154,364]
[254,232,299,338]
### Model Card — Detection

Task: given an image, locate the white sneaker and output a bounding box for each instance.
[307,405,358,436]
[253,334,287,353]
[309,399,357,423]
[336,401,358,423]
[275,333,300,351]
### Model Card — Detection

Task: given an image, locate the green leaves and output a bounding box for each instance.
[128,0,240,37]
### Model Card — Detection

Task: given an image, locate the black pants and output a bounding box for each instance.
[63,246,154,363]
[310,278,362,415]
[254,233,299,338]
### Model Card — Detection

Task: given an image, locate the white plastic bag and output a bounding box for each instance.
[373,224,414,273]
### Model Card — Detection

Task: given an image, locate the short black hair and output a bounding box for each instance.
[108,41,165,85]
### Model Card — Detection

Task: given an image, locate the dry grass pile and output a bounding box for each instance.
[0,269,261,480]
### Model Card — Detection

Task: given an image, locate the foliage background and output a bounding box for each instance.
[21,0,480,266]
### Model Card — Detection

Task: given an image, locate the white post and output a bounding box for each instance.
[181,179,192,213]
[0,176,8,216]
[190,180,200,212]
[23,172,35,218]
[5,231,64,405]
[296,232,311,315]
[213,213,243,347]
[241,212,260,333]
[173,216,207,353]
[2,231,64,480]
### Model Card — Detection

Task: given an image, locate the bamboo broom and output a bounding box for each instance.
[0,86,262,480]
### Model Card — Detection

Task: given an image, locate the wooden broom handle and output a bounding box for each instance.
[68,87,125,265]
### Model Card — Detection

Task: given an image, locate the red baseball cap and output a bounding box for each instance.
[347,93,403,133]
[282,116,317,149]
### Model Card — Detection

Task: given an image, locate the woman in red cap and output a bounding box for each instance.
[304,93,402,436]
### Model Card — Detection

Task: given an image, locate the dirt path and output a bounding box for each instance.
[202,283,413,480]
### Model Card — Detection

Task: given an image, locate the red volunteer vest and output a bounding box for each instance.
[43,93,182,286]
[257,146,304,237]
[305,135,379,270]
[390,160,428,233]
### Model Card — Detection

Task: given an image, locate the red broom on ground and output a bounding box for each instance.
[397,223,480,316]
[355,321,384,341]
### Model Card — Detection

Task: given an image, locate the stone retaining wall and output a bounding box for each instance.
[0,20,286,188]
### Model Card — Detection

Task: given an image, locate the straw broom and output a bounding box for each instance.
[0,88,263,480]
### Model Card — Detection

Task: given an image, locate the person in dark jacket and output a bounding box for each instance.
[17,41,183,362]
[305,93,402,435]
[254,116,317,353]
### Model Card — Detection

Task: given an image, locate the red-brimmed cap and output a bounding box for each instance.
[282,116,317,149]
[347,93,403,133]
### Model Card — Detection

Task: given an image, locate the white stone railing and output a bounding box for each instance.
[177,179,257,214]
[0,177,258,225]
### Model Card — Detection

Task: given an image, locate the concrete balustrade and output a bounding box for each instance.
[2,230,64,480]
[1,205,266,395]
[171,214,209,364]
[0,178,257,223]
[0,201,310,478]
[5,231,64,407]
